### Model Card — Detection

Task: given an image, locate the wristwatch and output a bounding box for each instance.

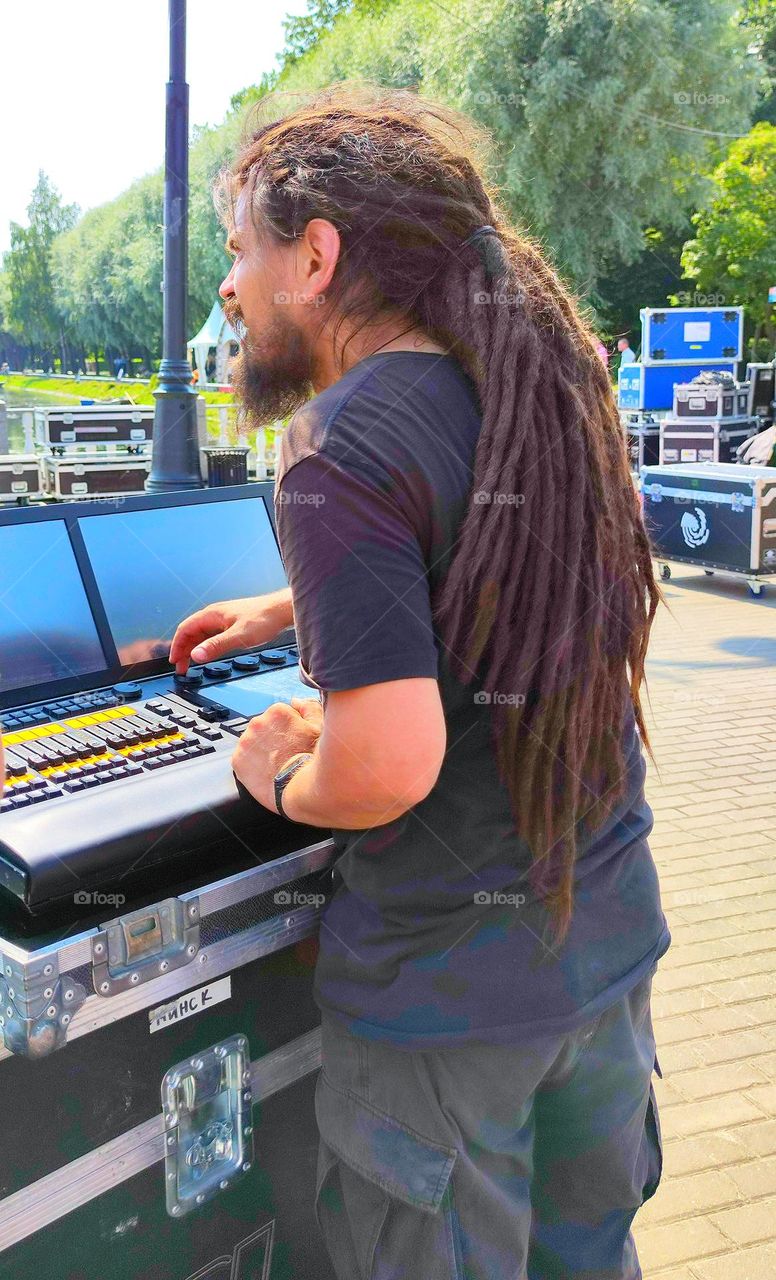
[273,753,313,820]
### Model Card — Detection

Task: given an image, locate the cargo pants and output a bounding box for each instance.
[314,966,663,1279]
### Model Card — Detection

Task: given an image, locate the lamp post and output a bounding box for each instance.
[146,0,203,492]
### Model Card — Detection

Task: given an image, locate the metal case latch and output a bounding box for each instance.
[731,491,746,513]
[645,483,662,503]
[92,897,200,996]
[162,1034,253,1217]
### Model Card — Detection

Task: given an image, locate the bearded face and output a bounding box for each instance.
[222,296,316,428]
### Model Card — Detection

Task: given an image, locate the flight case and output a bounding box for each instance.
[0,835,338,1280]
[640,461,776,595]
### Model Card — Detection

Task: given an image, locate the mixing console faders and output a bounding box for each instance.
[0,697,247,815]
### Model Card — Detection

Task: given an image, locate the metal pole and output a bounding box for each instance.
[146,0,203,491]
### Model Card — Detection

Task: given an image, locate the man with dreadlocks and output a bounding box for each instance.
[171,83,670,1280]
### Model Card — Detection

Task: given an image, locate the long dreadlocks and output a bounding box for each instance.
[215,82,661,944]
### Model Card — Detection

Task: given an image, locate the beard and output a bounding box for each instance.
[224,301,315,427]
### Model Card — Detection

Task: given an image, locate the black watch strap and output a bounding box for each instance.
[274,753,313,819]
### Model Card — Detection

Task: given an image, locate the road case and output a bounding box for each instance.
[34,405,154,451]
[659,416,756,465]
[672,378,749,420]
[746,362,775,425]
[640,461,776,594]
[0,835,338,1280]
[621,415,660,470]
[0,455,42,501]
[618,361,737,412]
[41,452,152,498]
[640,306,743,365]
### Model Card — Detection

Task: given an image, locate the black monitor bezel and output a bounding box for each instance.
[0,482,283,711]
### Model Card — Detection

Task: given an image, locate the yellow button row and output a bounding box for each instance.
[5,704,138,747]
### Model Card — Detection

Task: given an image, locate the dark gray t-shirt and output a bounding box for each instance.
[275,351,670,1049]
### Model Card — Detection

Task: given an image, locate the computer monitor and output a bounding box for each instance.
[0,519,106,695]
[78,495,288,666]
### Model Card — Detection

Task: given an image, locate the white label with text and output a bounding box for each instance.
[149,976,232,1033]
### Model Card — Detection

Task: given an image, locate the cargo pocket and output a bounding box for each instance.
[641,1079,664,1203]
[314,1068,461,1280]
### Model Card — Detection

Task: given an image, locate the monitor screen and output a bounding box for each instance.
[78,497,288,666]
[0,520,106,695]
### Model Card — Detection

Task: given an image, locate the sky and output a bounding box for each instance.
[0,0,310,254]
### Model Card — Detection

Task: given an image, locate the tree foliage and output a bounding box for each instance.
[3,172,78,360]
[276,0,756,292]
[681,121,776,342]
[1,0,772,364]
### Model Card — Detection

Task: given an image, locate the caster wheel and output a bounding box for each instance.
[704,569,714,576]
[659,564,671,581]
[748,581,763,597]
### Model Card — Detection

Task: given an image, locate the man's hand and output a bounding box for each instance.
[231,697,322,812]
[169,588,294,674]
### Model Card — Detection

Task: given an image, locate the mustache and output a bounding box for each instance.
[223,300,247,341]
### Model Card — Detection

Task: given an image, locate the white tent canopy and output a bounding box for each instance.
[187,301,239,384]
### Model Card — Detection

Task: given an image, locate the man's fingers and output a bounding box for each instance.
[190,626,242,664]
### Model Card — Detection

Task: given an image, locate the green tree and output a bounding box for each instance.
[742,0,776,124]
[681,121,776,349]
[275,0,757,295]
[3,172,78,367]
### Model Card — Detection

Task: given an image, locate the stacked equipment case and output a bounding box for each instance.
[617,305,743,417]
[659,370,756,465]
[640,462,776,595]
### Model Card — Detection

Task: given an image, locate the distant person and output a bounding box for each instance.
[595,339,609,368]
[617,336,637,366]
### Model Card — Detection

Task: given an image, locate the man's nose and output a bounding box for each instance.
[219,267,235,299]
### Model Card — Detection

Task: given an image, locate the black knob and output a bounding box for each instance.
[174,668,204,688]
[203,662,232,678]
[112,682,143,700]
[258,649,287,666]
[232,654,262,672]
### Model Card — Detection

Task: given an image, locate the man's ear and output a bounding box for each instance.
[298,219,341,297]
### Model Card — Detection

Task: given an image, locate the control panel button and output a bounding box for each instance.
[258,649,288,666]
[231,655,262,672]
[112,682,143,699]
[174,669,204,688]
[222,717,249,736]
[203,662,232,677]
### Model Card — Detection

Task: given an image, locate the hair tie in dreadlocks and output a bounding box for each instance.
[462,225,506,281]
[461,224,499,246]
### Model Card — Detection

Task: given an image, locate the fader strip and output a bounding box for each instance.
[0,701,222,812]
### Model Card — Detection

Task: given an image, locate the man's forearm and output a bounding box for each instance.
[265,587,295,632]
[280,753,414,830]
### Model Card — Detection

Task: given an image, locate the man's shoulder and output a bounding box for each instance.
[277,353,479,489]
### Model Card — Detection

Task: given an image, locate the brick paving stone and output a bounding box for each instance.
[606,564,776,1273]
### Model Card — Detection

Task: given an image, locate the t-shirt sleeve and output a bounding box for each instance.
[275,452,440,692]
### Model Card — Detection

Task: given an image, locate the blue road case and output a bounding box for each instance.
[640,307,743,365]
[640,462,776,595]
[618,361,737,412]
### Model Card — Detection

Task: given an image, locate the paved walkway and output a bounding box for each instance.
[632,561,776,1278]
